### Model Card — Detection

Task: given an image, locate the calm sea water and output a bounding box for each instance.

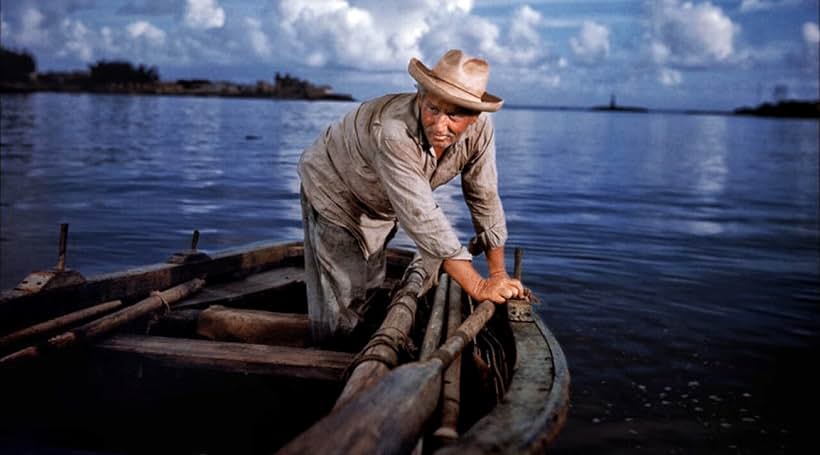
[1,93,818,453]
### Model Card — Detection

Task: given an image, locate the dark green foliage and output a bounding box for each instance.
[0,46,37,81]
[88,60,159,84]
[734,100,820,119]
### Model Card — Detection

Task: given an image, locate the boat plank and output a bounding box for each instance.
[174,266,304,309]
[94,334,353,382]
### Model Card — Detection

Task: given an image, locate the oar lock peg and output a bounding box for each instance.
[14,223,86,294]
[168,229,212,264]
[507,247,536,322]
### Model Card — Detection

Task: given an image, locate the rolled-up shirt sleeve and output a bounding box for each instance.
[374,138,472,268]
[461,119,508,255]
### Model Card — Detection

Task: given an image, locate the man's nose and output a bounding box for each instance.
[433,113,450,131]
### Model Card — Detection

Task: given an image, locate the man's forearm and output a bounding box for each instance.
[486,245,507,276]
[442,258,483,297]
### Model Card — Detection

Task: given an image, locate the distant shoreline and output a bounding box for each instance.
[506,99,819,119]
[0,78,355,102]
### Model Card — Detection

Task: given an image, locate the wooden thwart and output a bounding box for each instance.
[95,334,353,382]
[196,306,310,347]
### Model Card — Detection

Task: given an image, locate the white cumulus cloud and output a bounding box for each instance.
[245,17,272,58]
[803,21,820,44]
[803,21,819,72]
[185,0,225,30]
[647,0,739,67]
[127,20,166,45]
[739,0,802,13]
[269,1,549,71]
[59,18,94,61]
[16,7,50,48]
[504,6,547,65]
[659,67,683,86]
[570,20,610,64]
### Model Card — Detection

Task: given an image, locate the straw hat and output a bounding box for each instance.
[408,49,503,112]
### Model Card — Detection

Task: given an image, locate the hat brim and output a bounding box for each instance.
[408,58,503,112]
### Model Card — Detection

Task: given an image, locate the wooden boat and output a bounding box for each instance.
[0,237,569,454]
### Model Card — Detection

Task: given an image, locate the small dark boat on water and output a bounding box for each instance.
[0,228,569,454]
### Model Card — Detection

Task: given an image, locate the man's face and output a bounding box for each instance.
[418,92,479,153]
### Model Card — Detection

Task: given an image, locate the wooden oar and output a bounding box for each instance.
[333,262,426,410]
[0,299,123,351]
[418,273,448,360]
[0,278,205,365]
[412,274,450,455]
[433,278,464,443]
[277,298,497,455]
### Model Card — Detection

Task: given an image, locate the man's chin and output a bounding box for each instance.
[431,139,453,149]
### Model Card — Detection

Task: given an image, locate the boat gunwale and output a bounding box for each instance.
[0,241,412,333]
[434,309,570,454]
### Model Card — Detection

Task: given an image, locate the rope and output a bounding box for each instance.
[343,327,413,380]
[386,294,418,328]
[150,290,171,314]
[145,290,171,334]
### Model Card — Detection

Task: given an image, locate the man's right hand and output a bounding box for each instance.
[443,258,525,304]
[471,274,525,304]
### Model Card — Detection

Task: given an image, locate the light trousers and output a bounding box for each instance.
[300,188,387,345]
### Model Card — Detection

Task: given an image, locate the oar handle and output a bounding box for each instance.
[513,247,523,281]
[427,300,495,370]
[56,223,69,271]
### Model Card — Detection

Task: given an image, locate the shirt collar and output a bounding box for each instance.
[411,95,436,158]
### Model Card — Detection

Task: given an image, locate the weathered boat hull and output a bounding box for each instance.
[0,241,569,454]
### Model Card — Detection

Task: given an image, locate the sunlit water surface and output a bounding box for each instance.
[2,93,818,453]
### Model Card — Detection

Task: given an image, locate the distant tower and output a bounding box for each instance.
[610,93,616,109]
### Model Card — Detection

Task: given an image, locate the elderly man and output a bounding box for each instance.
[298,49,524,344]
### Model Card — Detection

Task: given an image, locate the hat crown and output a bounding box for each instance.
[407,48,502,112]
[430,49,489,99]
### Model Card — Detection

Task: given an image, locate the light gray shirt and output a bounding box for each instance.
[298,93,507,269]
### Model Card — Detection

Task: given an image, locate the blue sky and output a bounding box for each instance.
[1,0,818,110]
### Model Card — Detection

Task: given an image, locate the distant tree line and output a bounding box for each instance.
[734,100,820,119]
[1,46,355,100]
[0,47,36,81]
[88,61,159,84]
